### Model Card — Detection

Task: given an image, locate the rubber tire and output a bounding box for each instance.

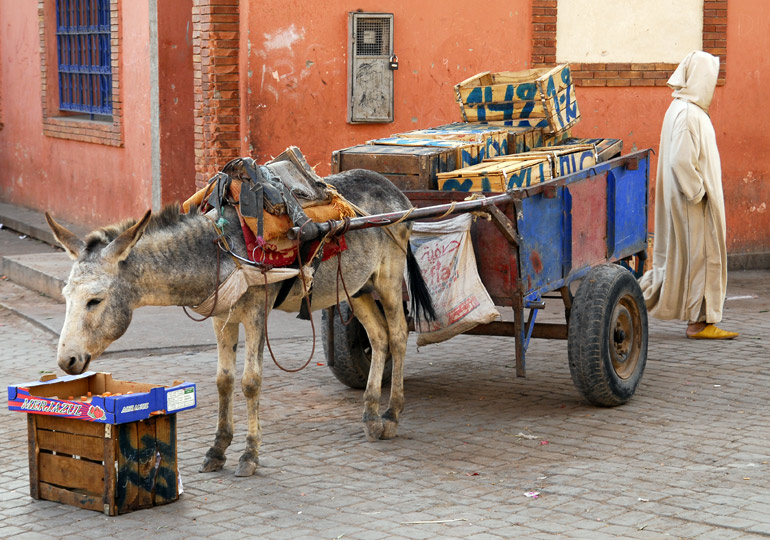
[322,303,392,389]
[568,264,648,406]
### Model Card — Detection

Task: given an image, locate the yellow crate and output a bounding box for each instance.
[486,144,597,179]
[436,157,551,192]
[454,64,580,134]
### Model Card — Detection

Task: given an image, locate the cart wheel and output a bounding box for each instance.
[322,303,392,389]
[568,264,648,406]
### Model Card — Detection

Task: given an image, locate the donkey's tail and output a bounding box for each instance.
[406,241,437,324]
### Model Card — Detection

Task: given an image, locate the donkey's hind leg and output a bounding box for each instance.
[349,295,391,442]
[200,317,239,472]
[374,259,409,440]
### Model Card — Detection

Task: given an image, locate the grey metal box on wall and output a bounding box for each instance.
[347,12,394,124]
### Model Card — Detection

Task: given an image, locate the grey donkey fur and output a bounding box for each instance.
[46,169,431,477]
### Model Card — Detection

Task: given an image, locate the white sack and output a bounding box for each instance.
[410,214,499,346]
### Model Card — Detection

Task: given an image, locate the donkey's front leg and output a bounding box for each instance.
[236,310,267,477]
[200,318,239,473]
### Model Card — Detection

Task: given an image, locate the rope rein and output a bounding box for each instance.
[262,219,319,373]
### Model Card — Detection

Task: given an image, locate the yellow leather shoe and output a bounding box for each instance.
[687,324,739,340]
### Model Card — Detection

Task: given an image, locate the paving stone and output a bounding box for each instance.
[0,272,769,538]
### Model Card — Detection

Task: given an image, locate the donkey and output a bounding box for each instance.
[45,169,434,477]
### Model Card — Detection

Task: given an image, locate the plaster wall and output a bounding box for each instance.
[0,0,154,228]
[245,0,769,256]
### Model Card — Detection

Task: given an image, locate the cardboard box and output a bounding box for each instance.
[8,372,196,515]
[454,64,581,134]
[8,371,196,424]
[331,143,459,190]
[436,157,551,192]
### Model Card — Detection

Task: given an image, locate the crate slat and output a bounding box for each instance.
[35,415,106,438]
[38,452,104,493]
[39,482,103,513]
[36,429,105,462]
[153,414,179,505]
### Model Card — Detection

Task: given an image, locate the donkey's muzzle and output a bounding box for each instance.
[59,353,91,375]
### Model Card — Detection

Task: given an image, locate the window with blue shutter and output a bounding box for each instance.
[56,0,112,116]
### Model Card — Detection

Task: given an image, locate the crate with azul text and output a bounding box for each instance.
[436,156,552,192]
[487,143,598,179]
[454,64,581,134]
[7,371,197,515]
[331,143,460,190]
[431,121,545,154]
[392,127,508,159]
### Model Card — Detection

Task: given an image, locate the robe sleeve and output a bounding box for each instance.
[669,110,707,204]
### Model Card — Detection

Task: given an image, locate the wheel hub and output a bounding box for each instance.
[609,296,641,379]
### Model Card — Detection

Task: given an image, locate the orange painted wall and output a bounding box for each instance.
[571,0,770,255]
[246,0,770,256]
[0,0,154,228]
[243,1,532,169]
[1,1,768,255]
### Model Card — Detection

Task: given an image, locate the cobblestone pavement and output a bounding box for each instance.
[1,272,769,540]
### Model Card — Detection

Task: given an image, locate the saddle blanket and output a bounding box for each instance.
[182,173,356,267]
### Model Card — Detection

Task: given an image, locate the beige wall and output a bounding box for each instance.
[557,0,703,63]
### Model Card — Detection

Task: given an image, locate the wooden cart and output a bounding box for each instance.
[322,150,651,406]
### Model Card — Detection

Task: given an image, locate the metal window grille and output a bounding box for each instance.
[55,0,112,116]
[355,18,390,56]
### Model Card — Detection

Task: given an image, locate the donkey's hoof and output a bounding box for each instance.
[380,410,399,439]
[200,448,226,472]
[381,420,398,440]
[235,454,259,477]
[200,456,225,473]
[363,416,384,442]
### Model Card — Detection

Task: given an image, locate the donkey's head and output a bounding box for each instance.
[46,211,152,375]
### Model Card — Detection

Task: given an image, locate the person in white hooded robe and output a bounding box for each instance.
[639,50,738,340]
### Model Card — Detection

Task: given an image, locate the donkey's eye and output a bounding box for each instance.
[86,298,103,309]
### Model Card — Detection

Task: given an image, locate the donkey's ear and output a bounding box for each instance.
[101,210,152,264]
[45,212,85,260]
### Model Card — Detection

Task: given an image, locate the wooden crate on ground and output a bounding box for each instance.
[8,372,196,515]
[331,144,459,190]
[26,413,179,515]
[367,137,484,169]
[454,64,581,134]
[392,128,507,160]
[436,157,552,192]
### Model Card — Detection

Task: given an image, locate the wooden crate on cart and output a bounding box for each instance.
[436,156,552,192]
[331,143,460,190]
[454,64,581,134]
[367,137,485,169]
[486,143,598,178]
[392,127,508,159]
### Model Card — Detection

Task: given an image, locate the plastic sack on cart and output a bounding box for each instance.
[409,213,500,345]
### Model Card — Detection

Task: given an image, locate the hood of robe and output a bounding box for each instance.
[668,51,720,112]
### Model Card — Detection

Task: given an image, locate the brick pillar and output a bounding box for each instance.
[531,0,557,67]
[191,0,240,188]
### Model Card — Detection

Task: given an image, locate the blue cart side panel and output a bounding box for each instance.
[607,156,649,258]
[516,152,649,298]
[517,190,565,293]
